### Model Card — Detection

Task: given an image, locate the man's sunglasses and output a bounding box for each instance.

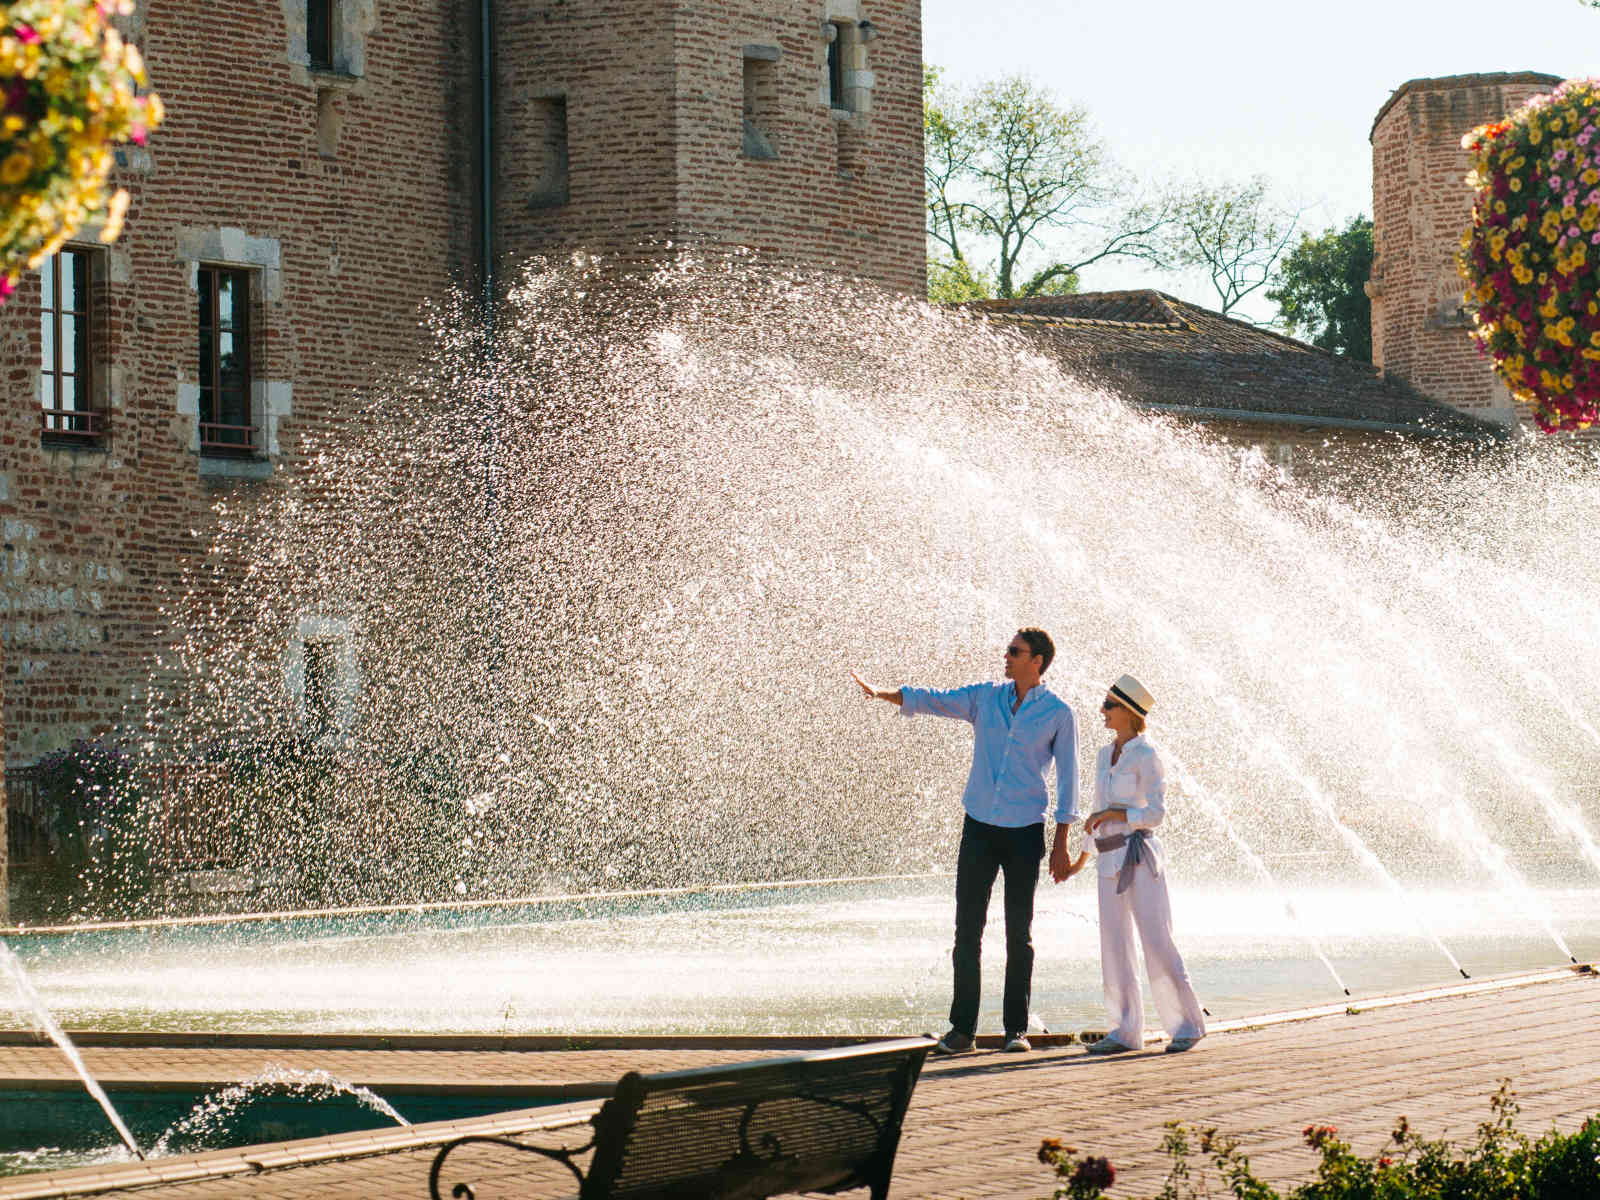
[1005,646,1032,658]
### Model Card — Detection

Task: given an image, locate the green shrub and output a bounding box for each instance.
[1039,1083,1600,1200]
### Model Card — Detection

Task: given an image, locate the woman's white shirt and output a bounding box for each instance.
[1090,734,1167,879]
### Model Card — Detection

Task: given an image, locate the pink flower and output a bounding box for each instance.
[1571,226,1582,239]
[0,276,14,300]
[14,24,39,43]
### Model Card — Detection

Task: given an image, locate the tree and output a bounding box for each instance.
[1162,177,1299,319]
[924,69,1171,300]
[1268,216,1374,361]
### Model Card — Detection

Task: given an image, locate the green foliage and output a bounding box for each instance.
[927,256,997,303]
[1038,1084,1600,1199]
[1268,215,1374,361]
[924,66,1167,301]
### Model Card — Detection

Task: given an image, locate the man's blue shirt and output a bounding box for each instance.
[900,681,1080,828]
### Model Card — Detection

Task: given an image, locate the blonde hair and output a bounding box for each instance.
[1128,709,1146,735]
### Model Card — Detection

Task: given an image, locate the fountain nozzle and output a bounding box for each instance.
[1342,988,1351,996]
[1459,968,1471,979]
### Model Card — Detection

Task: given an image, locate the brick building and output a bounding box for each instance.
[0,0,926,902]
[1368,72,1562,429]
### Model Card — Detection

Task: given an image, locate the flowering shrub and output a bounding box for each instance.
[1037,1139,1118,1200]
[1,0,162,302]
[1038,1083,1600,1198]
[1459,79,1600,431]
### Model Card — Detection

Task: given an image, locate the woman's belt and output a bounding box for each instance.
[1093,829,1153,894]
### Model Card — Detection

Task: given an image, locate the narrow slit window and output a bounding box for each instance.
[742,51,778,159]
[530,96,570,208]
[303,640,336,736]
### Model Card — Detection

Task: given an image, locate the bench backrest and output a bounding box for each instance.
[582,1037,933,1200]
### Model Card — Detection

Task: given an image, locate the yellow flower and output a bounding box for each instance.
[0,151,32,185]
[42,66,73,97]
[1510,177,1524,192]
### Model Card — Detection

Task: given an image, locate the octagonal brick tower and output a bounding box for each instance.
[1368,72,1561,428]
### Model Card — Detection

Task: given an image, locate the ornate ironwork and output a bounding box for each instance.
[427,1128,597,1200]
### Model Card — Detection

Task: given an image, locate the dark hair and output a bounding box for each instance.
[1016,627,1055,673]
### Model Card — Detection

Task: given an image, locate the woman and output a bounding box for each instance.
[1081,674,1206,1055]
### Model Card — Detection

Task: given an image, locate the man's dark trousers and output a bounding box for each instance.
[950,813,1046,1038]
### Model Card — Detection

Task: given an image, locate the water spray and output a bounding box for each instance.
[0,940,144,1161]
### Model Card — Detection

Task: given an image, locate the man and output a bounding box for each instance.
[852,628,1085,1054]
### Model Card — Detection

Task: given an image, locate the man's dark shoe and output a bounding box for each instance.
[1002,1032,1032,1052]
[932,1029,976,1055]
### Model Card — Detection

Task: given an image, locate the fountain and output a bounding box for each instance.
[2,253,1598,1040]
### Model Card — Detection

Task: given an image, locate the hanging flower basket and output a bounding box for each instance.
[1459,80,1600,432]
[1,0,162,303]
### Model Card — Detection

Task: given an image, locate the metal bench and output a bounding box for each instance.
[427,1036,934,1199]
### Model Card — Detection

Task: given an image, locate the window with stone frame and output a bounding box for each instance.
[306,0,335,70]
[39,246,106,444]
[197,266,258,456]
[825,22,849,110]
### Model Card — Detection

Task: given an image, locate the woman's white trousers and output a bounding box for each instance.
[1097,871,1206,1048]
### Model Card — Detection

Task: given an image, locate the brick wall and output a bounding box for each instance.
[494,0,926,294]
[1369,73,1560,428]
[0,0,928,771]
[0,0,477,765]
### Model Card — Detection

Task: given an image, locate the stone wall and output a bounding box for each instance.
[1368,73,1561,428]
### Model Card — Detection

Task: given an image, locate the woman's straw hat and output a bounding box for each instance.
[1107,674,1154,717]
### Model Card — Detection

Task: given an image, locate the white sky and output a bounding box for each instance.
[922,0,1595,323]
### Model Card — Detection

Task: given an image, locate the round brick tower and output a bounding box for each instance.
[1368,72,1561,428]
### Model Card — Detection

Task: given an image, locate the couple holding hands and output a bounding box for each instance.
[851,627,1205,1057]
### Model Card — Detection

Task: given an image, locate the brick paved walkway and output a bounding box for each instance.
[1,970,1595,1199]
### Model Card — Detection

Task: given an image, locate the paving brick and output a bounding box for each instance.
[0,972,1595,1198]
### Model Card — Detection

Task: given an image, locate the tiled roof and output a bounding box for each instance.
[958,291,1503,439]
